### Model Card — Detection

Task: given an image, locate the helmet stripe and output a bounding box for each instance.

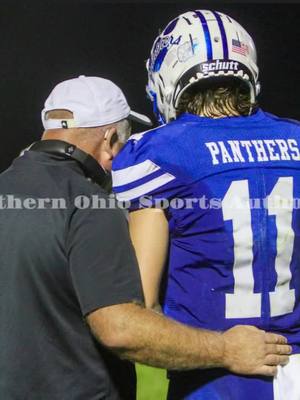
[194,11,213,60]
[163,18,179,35]
[212,11,229,59]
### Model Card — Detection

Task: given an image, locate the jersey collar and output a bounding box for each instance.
[177,108,266,124]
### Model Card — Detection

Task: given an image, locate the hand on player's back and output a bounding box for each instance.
[222,325,291,376]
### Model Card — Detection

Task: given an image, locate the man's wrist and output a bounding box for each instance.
[195,329,225,369]
[211,331,226,368]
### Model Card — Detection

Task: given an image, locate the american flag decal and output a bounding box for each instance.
[232,39,249,56]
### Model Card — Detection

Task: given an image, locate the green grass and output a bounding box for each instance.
[136,364,168,400]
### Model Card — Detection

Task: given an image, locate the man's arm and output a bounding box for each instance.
[129,208,168,310]
[124,207,291,376]
[69,205,290,377]
[87,302,291,376]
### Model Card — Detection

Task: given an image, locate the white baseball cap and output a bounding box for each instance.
[41,75,152,129]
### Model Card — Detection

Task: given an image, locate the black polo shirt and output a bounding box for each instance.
[0,150,143,400]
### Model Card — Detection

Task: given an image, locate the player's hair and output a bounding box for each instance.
[176,78,258,118]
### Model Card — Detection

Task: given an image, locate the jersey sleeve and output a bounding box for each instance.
[112,130,181,210]
[67,204,144,316]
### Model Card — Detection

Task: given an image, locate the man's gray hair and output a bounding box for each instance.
[116,119,132,143]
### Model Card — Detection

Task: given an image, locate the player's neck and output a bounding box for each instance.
[198,107,241,119]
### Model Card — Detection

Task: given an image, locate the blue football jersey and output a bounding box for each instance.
[112,109,300,353]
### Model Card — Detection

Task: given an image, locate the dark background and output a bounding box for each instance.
[0,1,299,171]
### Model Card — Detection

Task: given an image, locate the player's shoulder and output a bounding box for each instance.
[263,110,300,130]
[128,123,171,146]
[113,122,176,171]
[127,124,166,143]
[112,122,184,201]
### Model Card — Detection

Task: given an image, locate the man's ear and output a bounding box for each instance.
[103,127,119,158]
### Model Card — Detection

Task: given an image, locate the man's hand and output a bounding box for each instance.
[222,325,291,376]
[87,304,291,375]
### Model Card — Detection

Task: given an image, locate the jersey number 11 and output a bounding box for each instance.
[223,177,295,319]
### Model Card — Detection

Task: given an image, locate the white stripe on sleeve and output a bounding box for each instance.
[115,173,175,202]
[112,159,160,187]
[128,124,166,142]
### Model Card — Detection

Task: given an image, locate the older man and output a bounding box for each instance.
[0,76,290,400]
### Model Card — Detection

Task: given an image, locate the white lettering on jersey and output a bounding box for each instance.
[205,138,300,165]
[218,141,233,163]
[251,140,269,162]
[275,139,291,160]
[227,141,245,163]
[205,142,220,165]
[288,139,300,161]
[240,140,255,162]
[264,140,280,161]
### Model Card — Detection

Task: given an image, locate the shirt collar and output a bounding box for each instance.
[177,108,266,124]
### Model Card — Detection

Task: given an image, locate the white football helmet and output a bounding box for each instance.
[146,10,260,124]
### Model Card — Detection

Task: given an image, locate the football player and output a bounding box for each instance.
[112,10,300,399]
